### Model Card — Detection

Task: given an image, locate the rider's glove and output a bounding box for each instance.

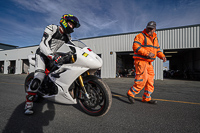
[54,55,62,64]
[48,54,62,64]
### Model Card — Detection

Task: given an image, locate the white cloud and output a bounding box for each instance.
[12,0,120,38]
[3,0,200,46]
[11,0,200,30]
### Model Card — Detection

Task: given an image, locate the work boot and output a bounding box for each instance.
[143,100,157,104]
[147,100,157,104]
[127,93,135,104]
[24,102,34,115]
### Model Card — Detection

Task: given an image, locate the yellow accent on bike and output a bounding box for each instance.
[82,52,88,57]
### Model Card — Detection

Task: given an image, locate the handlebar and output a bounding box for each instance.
[49,52,75,73]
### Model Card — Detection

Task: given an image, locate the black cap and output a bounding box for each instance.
[146,21,156,29]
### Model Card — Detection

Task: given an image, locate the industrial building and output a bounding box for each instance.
[0,24,199,80]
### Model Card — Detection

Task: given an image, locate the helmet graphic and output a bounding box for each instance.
[60,14,80,34]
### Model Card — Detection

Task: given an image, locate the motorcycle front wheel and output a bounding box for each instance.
[78,76,112,116]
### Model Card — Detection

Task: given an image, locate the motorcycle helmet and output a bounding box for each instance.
[60,14,80,34]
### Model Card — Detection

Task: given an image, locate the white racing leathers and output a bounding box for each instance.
[25,24,70,114]
[32,24,70,91]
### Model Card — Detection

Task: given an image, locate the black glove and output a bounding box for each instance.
[53,54,62,64]
[47,54,62,64]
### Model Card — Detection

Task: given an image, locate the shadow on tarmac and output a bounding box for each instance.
[2,100,55,133]
[111,91,130,104]
[112,91,145,104]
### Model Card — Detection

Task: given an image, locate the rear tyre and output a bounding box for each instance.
[78,77,112,116]
[24,72,34,93]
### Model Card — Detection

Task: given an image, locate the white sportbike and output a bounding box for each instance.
[25,40,112,116]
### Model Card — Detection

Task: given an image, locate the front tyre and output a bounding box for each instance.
[78,77,112,116]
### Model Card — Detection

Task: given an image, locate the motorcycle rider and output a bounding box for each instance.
[24,14,80,115]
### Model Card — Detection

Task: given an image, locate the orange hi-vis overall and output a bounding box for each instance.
[127,29,165,102]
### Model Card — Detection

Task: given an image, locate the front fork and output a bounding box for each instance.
[78,75,90,99]
[72,55,90,99]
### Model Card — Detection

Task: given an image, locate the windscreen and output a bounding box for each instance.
[70,39,87,48]
[57,39,87,54]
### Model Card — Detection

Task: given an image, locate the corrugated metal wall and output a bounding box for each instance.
[80,24,200,79]
[1,25,198,78]
[157,25,200,49]
[81,34,138,78]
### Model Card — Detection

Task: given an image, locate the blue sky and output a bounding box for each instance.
[0,0,200,47]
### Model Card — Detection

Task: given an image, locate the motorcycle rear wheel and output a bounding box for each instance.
[24,72,34,93]
[78,77,112,116]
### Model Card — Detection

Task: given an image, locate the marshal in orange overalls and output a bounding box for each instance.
[127,29,165,102]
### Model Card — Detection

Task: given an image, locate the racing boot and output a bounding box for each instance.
[24,92,36,115]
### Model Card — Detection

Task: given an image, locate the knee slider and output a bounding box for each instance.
[30,78,41,91]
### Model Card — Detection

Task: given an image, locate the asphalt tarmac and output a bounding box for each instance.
[0,74,200,133]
